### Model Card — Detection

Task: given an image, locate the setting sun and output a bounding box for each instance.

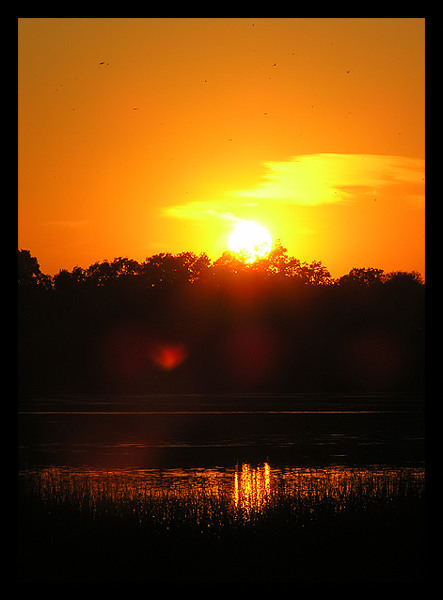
[228,221,273,262]
[18,18,424,278]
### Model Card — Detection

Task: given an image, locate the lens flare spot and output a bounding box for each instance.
[150,343,187,370]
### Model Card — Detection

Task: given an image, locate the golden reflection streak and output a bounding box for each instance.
[20,464,424,527]
[234,462,271,513]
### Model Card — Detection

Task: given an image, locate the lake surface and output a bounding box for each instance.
[17,392,426,582]
[18,392,425,470]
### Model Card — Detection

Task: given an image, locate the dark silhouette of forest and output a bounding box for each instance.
[18,244,425,395]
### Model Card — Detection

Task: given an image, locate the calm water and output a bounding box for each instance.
[18,392,425,511]
[18,393,425,581]
[18,392,425,470]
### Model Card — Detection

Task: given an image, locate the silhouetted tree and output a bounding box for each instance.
[139,251,211,287]
[174,251,212,283]
[338,267,385,286]
[212,250,250,276]
[17,246,425,394]
[222,240,333,285]
[18,249,52,291]
[109,257,141,277]
[256,240,301,278]
[53,266,87,292]
[384,270,424,289]
[296,260,333,285]
[85,260,115,287]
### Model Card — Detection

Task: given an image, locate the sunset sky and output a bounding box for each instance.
[18,18,425,278]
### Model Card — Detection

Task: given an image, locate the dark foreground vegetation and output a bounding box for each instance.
[18,245,425,395]
[17,467,425,582]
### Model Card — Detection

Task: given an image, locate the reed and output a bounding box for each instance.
[17,465,425,582]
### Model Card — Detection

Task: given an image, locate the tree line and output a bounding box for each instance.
[18,244,425,395]
[18,242,423,292]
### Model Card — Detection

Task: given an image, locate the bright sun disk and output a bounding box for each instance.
[228,221,273,262]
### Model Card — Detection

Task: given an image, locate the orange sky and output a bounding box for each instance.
[18,18,425,278]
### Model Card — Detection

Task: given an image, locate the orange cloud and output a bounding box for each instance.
[233,153,424,207]
[161,154,424,231]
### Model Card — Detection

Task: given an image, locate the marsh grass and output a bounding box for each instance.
[17,465,425,582]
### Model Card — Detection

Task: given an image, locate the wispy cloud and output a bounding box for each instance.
[161,154,425,226]
[162,200,255,223]
[232,154,425,206]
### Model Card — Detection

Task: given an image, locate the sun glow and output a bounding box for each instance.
[228,221,273,263]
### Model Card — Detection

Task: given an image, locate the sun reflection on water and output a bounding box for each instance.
[234,462,271,513]
[19,462,424,532]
